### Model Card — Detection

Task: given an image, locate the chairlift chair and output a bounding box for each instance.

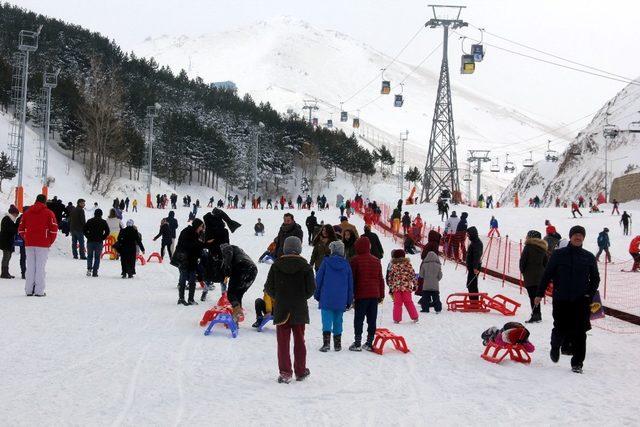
[463,172,472,182]
[523,151,534,168]
[603,124,619,139]
[461,54,475,74]
[628,120,640,133]
[545,141,559,162]
[490,158,499,172]
[504,154,515,173]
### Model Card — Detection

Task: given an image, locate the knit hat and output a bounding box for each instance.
[8,204,19,215]
[526,230,541,239]
[547,225,557,235]
[391,249,406,258]
[329,240,345,257]
[191,218,204,229]
[94,208,103,218]
[569,225,586,238]
[283,236,302,255]
[126,219,135,227]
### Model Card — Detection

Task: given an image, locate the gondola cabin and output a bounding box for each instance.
[472,44,484,62]
[381,80,391,94]
[326,119,333,128]
[352,118,360,128]
[312,117,318,127]
[461,54,475,74]
[394,94,404,107]
[340,111,348,122]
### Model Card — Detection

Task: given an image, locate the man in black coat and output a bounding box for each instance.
[166,211,179,251]
[69,198,87,260]
[219,243,258,322]
[174,219,205,306]
[362,225,384,259]
[0,205,20,278]
[274,213,304,258]
[535,225,599,374]
[465,226,483,300]
[83,208,110,277]
[305,212,318,245]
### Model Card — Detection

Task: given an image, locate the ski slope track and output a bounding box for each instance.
[0,108,639,425]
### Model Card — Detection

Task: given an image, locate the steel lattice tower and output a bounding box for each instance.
[420,5,467,203]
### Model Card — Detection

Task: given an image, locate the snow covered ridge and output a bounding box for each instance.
[501,78,640,205]
[134,15,572,195]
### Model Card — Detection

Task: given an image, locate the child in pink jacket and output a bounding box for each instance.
[386,249,419,323]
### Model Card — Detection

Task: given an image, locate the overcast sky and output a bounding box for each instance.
[9,0,640,129]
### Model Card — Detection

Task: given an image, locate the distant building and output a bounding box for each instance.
[210,81,237,92]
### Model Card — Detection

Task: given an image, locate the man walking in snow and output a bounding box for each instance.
[535,225,599,374]
[305,211,318,245]
[465,226,483,300]
[69,198,87,260]
[83,209,110,277]
[19,194,58,296]
[621,211,631,236]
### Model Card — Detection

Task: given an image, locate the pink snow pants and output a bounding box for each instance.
[392,290,419,323]
[24,246,49,296]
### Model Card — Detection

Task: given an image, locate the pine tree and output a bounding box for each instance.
[405,166,422,184]
[0,151,17,192]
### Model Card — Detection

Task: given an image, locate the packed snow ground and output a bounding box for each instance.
[1,203,639,425]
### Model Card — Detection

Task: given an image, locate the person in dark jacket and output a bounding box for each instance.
[310,224,338,271]
[174,219,205,306]
[349,237,385,352]
[342,229,357,259]
[153,218,173,259]
[202,208,241,284]
[595,227,611,263]
[535,225,599,373]
[454,212,469,261]
[69,198,87,260]
[620,211,631,236]
[421,230,441,259]
[166,211,179,251]
[254,218,265,236]
[465,226,483,300]
[83,208,110,277]
[404,235,417,255]
[219,243,258,322]
[14,207,27,279]
[401,212,411,235]
[0,205,20,278]
[314,240,353,352]
[273,213,304,258]
[519,230,548,323]
[116,219,145,279]
[362,225,383,259]
[265,236,315,383]
[305,212,318,245]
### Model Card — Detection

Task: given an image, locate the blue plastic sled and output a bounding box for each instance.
[204,313,239,338]
[257,314,273,332]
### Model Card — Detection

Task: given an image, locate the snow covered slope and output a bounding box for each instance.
[133,16,570,197]
[500,78,640,205]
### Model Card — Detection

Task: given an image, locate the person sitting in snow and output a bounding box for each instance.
[252,290,275,329]
[403,234,417,255]
[254,218,265,236]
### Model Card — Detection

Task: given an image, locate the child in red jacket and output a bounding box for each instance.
[387,249,419,323]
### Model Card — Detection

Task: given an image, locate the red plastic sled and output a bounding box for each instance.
[481,341,531,364]
[446,293,520,316]
[146,252,163,263]
[371,328,410,355]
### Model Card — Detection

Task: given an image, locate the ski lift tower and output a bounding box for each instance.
[8,26,42,211]
[602,116,619,203]
[398,130,409,200]
[302,100,319,126]
[420,5,468,203]
[145,103,161,208]
[37,67,60,198]
[467,149,491,203]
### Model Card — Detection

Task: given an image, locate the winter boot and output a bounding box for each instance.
[296,368,311,382]
[362,336,374,352]
[319,332,331,352]
[178,284,188,306]
[1,267,11,279]
[232,305,243,324]
[349,342,362,352]
[571,364,583,374]
[550,346,560,363]
[277,375,292,384]
[86,269,92,277]
[187,284,198,305]
[252,317,263,328]
[200,290,208,302]
[333,334,342,351]
[92,271,98,277]
[525,312,542,323]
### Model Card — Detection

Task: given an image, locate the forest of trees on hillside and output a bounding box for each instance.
[0,3,376,195]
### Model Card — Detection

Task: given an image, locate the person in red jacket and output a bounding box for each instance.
[630,235,640,272]
[348,236,385,351]
[18,194,58,296]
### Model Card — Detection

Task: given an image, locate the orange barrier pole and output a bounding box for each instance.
[495,236,502,269]
[15,186,24,212]
[146,193,153,208]
[518,239,523,294]
[41,186,48,200]
[502,236,509,287]
[604,256,608,299]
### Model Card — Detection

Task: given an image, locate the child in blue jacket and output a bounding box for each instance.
[314,240,354,352]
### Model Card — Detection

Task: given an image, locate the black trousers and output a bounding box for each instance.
[255,298,267,318]
[551,299,590,367]
[307,227,314,244]
[525,286,541,318]
[160,242,173,259]
[228,264,258,307]
[466,269,479,300]
[354,298,378,344]
[120,253,136,275]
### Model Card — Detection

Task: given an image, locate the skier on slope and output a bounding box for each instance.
[621,211,632,236]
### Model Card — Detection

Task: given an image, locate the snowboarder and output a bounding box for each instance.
[83,208,110,277]
[349,236,385,352]
[386,249,419,323]
[19,194,58,296]
[418,251,443,313]
[264,236,315,383]
[595,228,611,263]
[314,240,353,352]
[519,230,548,323]
[465,226,483,300]
[535,225,599,373]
